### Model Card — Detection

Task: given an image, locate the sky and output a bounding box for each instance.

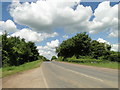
[0,0,119,59]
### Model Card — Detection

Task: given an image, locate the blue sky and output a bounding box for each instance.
[1,0,119,59]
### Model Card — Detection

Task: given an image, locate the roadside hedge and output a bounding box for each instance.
[65,58,103,63]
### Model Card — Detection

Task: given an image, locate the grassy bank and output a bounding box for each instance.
[59,60,119,69]
[1,60,43,78]
[57,57,119,69]
[77,62,119,69]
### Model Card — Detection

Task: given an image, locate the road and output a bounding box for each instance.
[2,61,118,88]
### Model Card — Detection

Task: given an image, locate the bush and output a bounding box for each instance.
[65,58,102,63]
[78,55,93,59]
[57,56,64,61]
[2,33,39,67]
[108,53,120,62]
[51,56,57,60]
[98,56,105,60]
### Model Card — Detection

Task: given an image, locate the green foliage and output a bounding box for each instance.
[2,33,39,67]
[79,55,93,59]
[108,51,120,62]
[0,35,2,67]
[51,56,57,60]
[77,62,119,69]
[90,40,111,59]
[38,55,48,61]
[57,55,102,63]
[65,58,102,63]
[56,32,119,62]
[56,33,91,58]
[97,56,105,60]
[2,60,43,77]
[57,56,64,61]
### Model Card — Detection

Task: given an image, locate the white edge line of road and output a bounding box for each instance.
[52,63,104,82]
[41,65,49,88]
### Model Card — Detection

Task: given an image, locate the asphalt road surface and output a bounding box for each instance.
[2,61,118,88]
[42,61,118,88]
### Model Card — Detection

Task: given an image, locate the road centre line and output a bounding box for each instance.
[52,63,104,82]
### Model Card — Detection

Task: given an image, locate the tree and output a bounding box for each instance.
[0,35,2,67]
[38,55,48,61]
[51,56,57,60]
[108,51,120,62]
[2,33,39,67]
[56,32,113,61]
[90,40,111,59]
[56,33,91,58]
[72,33,91,57]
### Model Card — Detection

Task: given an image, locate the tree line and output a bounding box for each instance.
[1,32,47,67]
[56,33,119,62]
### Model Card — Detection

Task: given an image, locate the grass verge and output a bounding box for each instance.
[77,62,119,69]
[57,60,119,69]
[1,60,43,78]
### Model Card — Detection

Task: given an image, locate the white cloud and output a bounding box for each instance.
[37,39,59,59]
[47,39,59,48]
[63,35,68,39]
[97,38,119,52]
[11,28,58,42]
[108,29,119,38]
[0,20,17,33]
[111,43,120,52]
[89,1,118,34]
[9,1,118,34]
[9,0,92,33]
[97,38,110,45]
[0,32,3,35]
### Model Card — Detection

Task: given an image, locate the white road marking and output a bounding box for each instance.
[41,65,49,88]
[52,63,103,82]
